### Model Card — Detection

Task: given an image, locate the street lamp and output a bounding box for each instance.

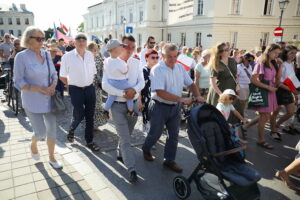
[122,17,127,37]
[278,0,289,27]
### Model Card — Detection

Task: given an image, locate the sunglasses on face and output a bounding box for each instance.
[30,36,45,42]
[14,43,20,46]
[150,56,159,60]
[149,42,156,45]
[75,36,87,41]
[229,97,235,101]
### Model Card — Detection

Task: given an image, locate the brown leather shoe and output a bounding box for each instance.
[163,161,183,173]
[143,151,155,161]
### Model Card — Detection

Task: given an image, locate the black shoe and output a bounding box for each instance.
[129,171,138,183]
[117,156,124,164]
[101,110,110,119]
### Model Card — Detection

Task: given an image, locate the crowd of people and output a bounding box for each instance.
[0,26,300,188]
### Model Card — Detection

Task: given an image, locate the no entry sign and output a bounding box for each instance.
[274,27,284,37]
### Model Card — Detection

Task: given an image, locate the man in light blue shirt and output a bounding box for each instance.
[142,43,205,173]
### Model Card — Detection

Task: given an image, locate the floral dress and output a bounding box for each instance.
[141,66,151,125]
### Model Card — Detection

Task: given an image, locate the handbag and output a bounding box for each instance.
[224,63,240,92]
[248,73,269,107]
[45,52,66,114]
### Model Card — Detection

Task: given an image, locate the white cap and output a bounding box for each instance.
[222,89,236,96]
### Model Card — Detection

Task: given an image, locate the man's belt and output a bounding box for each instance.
[114,99,137,104]
[69,84,93,90]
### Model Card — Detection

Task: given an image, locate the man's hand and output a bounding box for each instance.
[180,98,192,105]
[196,96,205,103]
[123,88,136,99]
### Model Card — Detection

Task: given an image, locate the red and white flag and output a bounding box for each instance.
[60,23,69,33]
[177,54,194,71]
[284,74,300,91]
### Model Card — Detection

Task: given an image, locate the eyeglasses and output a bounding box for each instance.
[75,36,87,41]
[14,43,20,46]
[5,36,10,39]
[30,36,45,42]
[149,42,156,45]
[150,56,159,60]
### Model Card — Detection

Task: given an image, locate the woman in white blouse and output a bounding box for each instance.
[270,45,299,137]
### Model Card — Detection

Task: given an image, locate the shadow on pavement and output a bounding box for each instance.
[0,118,10,158]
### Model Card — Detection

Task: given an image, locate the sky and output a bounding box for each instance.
[6,0,101,35]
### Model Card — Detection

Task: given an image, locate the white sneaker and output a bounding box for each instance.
[49,160,63,169]
[29,143,40,161]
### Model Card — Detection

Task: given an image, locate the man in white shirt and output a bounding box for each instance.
[139,36,155,68]
[102,35,145,183]
[0,33,14,69]
[60,33,100,152]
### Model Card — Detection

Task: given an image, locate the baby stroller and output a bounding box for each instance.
[173,104,261,200]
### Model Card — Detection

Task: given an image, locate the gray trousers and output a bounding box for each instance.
[111,101,138,173]
[142,100,181,162]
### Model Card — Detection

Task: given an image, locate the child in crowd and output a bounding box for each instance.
[102,39,137,118]
[217,89,247,143]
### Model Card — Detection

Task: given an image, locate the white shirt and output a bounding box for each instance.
[104,57,128,80]
[139,47,149,68]
[102,57,145,101]
[60,49,96,87]
[281,61,296,82]
[237,63,252,88]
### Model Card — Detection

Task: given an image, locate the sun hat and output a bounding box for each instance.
[222,89,237,96]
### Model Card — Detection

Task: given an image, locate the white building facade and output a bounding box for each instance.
[84,0,300,50]
[0,3,34,38]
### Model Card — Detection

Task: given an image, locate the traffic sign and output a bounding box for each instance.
[126,26,133,34]
[274,27,283,37]
[273,36,281,42]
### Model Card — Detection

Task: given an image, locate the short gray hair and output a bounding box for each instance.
[21,26,44,48]
[162,43,178,54]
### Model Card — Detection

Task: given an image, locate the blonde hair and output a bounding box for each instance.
[21,26,44,48]
[218,93,231,104]
[208,43,227,72]
[87,42,99,52]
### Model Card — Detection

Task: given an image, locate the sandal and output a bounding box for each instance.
[275,170,300,191]
[67,130,75,142]
[86,142,101,152]
[256,141,273,149]
[269,131,282,141]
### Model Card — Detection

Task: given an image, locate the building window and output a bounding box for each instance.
[8,18,12,25]
[138,34,142,47]
[230,32,238,48]
[0,18,3,25]
[0,30,4,37]
[16,18,21,25]
[25,18,29,25]
[181,33,186,46]
[231,0,240,15]
[263,0,273,16]
[18,30,22,36]
[109,11,112,25]
[129,9,133,23]
[196,33,201,47]
[139,10,144,22]
[102,15,104,26]
[297,0,300,16]
[293,34,299,41]
[197,0,204,15]
[260,32,269,47]
[167,33,171,42]
[9,30,14,35]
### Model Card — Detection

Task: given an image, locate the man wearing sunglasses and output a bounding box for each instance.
[8,39,26,69]
[139,36,156,68]
[60,33,100,152]
[0,33,14,69]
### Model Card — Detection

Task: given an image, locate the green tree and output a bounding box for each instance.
[77,22,84,33]
[44,28,54,39]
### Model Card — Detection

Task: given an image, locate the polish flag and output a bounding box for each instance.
[284,74,300,91]
[177,54,194,71]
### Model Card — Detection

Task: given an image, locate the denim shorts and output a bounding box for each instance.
[25,110,57,140]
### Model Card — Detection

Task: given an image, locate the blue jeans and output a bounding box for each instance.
[69,85,96,144]
[104,79,133,111]
[142,100,181,162]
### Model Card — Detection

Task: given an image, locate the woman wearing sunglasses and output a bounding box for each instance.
[138,49,159,133]
[13,26,62,168]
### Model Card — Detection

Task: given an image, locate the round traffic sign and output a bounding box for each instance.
[274,27,284,36]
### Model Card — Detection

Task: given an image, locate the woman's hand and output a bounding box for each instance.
[138,101,144,112]
[40,87,55,95]
[267,86,277,93]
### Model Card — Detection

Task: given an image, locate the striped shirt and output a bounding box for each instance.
[151,61,193,104]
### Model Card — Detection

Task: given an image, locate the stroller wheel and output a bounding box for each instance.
[173,176,191,199]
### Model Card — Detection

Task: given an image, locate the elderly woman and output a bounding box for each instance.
[14,26,62,168]
[194,49,210,99]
